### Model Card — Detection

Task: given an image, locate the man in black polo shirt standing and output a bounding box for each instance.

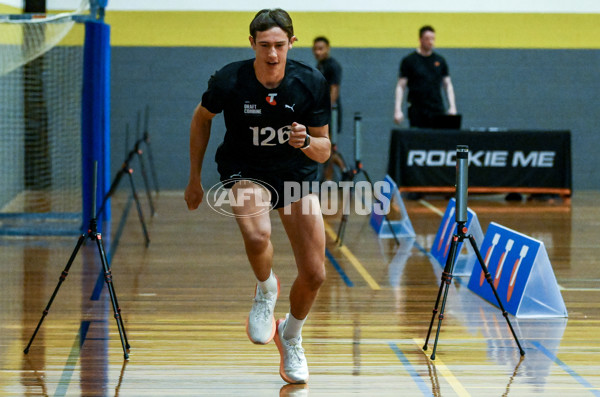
[394,25,457,128]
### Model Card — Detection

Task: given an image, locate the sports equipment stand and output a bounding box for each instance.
[321,105,348,182]
[98,123,150,247]
[24,162,131,360]
[422,145,525,360]
[335,112,399,246]
[134,110,155,217]
[142,105,160,195]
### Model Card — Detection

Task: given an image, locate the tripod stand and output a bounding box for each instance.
[98,123,151,247]
[423,145,525,360]
[142,105,160,195]
[24,162,131,360]
[134,111,155,217]
[321,105,348,182]
[335,112,400,246]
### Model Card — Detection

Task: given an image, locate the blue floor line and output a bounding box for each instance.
[413,239,430,256]
[532,340,600,396]
[78,321,91,349]
[325,248,354,287]
[389,342,432,396]
[53,321,91,397]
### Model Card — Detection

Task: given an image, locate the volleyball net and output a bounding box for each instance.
[0,0,110,235]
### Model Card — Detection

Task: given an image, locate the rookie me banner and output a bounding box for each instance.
[467,222,567,318]
[387,129,571,190]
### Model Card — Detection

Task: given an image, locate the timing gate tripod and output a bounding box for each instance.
[24,162,131,359]
[321,105,349,182]
[134,109,156,217]
[141,105,160,195]
[335,112,400,246]
[423,145,525,360]
[97,123,151,247]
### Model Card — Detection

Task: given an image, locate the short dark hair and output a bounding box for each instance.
[313,36,330,46]
[250,9,294,40]
[419,25,435,38]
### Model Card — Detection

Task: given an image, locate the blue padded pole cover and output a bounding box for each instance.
[81,21,111,231]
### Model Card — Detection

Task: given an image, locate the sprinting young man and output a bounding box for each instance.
[184,8,331,384]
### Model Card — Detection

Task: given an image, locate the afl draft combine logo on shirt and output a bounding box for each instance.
[266,93,277,105]
[244,101,261,115]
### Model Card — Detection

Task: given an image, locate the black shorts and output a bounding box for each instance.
[215,146,318,210]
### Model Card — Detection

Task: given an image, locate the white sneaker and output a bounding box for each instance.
[275,316,309,384]
[246,275,279,344]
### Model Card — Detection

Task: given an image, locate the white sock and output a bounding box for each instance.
[257,270,277,294]
[283,312,306,340]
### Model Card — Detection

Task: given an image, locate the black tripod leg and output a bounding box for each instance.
[431,238,459,360]
[469,235,525,356]
[24,233,89,354]
[136,149,155,217]
[337,152,349,174]
[336,182,354,245]
[336,213,347,245]
[143,105,160,195]
[127,169,150,247]
[94,233,130,359]
[145,138,160,195]
[429,236,460,360]
[423,255,450,351]
[329,151,348,181]
[97,167,126,219]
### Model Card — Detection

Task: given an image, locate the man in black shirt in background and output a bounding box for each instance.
[313,36,346,181]
[394,25,457,128]
[313,36,342,132]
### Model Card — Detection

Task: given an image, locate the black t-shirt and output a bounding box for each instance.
[317,57,342,103]
[399,51,449,114]
[202,59,330,171]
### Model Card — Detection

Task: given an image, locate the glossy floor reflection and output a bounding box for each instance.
[1,191,599,396]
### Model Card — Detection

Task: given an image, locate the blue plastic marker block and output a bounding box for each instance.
[369,175,415,239]
[467,222,567,318]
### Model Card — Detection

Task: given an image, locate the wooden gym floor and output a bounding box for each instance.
[1,190,599,396]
